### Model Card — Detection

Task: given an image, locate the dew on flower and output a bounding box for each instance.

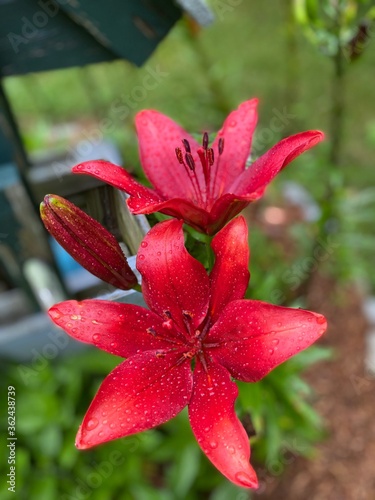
[86,418,99,430]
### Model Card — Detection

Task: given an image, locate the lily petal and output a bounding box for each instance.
[72,160,163,206]
[209,300,327,382]
[211,98,258,196]
[231,131,324,196]
[76,350,193,449]
[49,300,183,358]
[137,219,209,333]
[136,110,203,200]
[189,360,258,489]
[209,217,250,322]
[128,196,210,232]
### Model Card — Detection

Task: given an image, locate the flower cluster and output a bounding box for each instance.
[42,99,327,489]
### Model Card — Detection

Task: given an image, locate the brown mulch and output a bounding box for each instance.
[254,273,375,500]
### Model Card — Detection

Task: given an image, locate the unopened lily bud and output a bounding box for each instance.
[40,194,138,290]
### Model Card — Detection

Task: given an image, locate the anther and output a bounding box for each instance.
[175,148,184,164]
[218,137,224,155]
[208,148,215,166]
[185,152,196,171]
[163,310,172,320]
[202,132,209,150]
[147,327,157,336]
[182,139,191,153]
[182,310,193,320]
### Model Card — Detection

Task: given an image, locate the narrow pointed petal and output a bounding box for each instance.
[209,300,327,382]
[206,193,257,235]
[211,99,258,195]
[48,300,183,358]
[40,195,137,289]
[209,217,250,322]
[231,131,324,196]
[137,219,209,333]
[76,350,193,449]
[188,360,258,489]
[72,160,163,206]
[127,196,210,232]
[136,110,203,199]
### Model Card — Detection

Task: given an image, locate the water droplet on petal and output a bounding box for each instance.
[268,348,274,355]
[316,315,326,325]
[86,417,99,430]
[141,241,148,248]
[230,120,237,127]
[92,334,101,342]
[228,445,235,454]
[271,338,279,345]
[138,254,145,261]
[209,440,218,449]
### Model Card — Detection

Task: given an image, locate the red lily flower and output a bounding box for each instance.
[48,217,327,488]
[72,99,324,234]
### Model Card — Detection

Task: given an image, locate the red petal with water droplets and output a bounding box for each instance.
[231,131,324,196]
[76,350,192,449]
[188,360,258,489]
[48,300,183,358]
[72,160,163,205]
[209,217,250,322]
[136,110,203,200]
[211,99,258,196]
[208,300,327,382]
[137,219,209,334]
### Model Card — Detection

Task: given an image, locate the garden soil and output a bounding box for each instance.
[254,269,375,500]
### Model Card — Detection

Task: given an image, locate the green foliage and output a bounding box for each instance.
[293,0,375,57]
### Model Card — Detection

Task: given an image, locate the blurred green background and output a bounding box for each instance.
[1,0,375,498]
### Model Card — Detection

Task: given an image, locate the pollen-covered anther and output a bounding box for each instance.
[202,131,209,150]
[185,152,195,171]
[162,310,173,330]
[175,148,184,164]
[182,310,194,335]
[218,137,225,155]
[182,310,194,320]
[208,148,215,166]
[182,138,191,153]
